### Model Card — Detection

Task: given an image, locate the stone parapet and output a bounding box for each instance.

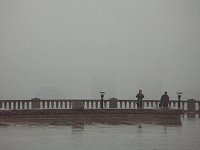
[0,109,184,118]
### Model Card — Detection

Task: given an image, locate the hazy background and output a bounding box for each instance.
[0,0,200,100]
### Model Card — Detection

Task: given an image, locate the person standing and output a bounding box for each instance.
[160,91,169,107]
[136,90,144,108]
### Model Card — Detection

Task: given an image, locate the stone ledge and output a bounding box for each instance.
[0,109,184,117]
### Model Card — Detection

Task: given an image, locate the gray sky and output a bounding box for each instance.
[0,0,200,100]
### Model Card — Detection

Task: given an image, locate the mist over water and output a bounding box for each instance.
[0,0,200,100]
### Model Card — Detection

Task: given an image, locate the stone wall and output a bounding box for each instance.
[0,109,183,118]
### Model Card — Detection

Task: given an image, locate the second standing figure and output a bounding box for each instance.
[136,90,144,108]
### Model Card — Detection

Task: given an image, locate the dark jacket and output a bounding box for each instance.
[136,93,144,108]
[160,95,169,107]
[136,94,144,100]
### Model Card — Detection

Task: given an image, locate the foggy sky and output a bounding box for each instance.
[0,0,200,100]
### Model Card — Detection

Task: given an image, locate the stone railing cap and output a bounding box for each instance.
[31,98,41,100]
[187,99,196,102]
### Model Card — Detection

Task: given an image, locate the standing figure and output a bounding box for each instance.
[136,90,144,108]
[160,91,169,107]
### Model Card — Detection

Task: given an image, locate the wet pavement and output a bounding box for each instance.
[0,114,199,150]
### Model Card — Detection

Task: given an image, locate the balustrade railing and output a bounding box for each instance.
[0,100,32,110]
[0,99,199,112]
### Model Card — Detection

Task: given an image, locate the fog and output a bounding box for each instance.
[0,0,200,100]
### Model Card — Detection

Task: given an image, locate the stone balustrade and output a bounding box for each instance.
[0,98,199,112]
[0,100,32,110]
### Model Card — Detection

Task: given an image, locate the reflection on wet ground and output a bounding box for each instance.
[0,114,183,127]
[0,113,200,150]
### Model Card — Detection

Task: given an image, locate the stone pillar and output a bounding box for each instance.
[72,100,84,110]
[31,98,41,109]
[187,99,196,112]
[109,98,118,108]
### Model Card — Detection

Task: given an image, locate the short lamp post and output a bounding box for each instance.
[176,92,183,109]
[99,92,106,109]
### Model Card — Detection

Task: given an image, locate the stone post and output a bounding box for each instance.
[31,98,41,109]
[187,99,196,112]
[109,98,118,108]
[72,100,84,110]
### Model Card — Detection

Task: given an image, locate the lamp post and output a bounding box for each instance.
[99,92,105,109]
[176,92,183,109]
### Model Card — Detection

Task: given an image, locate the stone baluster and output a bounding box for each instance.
[1,101,3,109]
[65,101,68,109]
[42,101,45,109]
[91,101,94,108]
[60,101,63,109]
[198,102,200,112]
[13,101,16,110]
[120,101,123,108]
[22,101,25,109]
[83,101,86,109]
[104,101,107,108]
[86,101,89,109]
[51,101,54,109]
[0,101,2,109]
[58,101,61,108]
[95,100,98,108]
[8,101,12,109]
[63,100,67,109]
[143,101,145,108]
[55,101,58,109]
[124,101,127,108]
[68,101,71,108]
[71,101,73,108]
[4,101,7,109]
[56,100,59,108]
[61,101,64,109]
[68,101,71,109]
[18,101,21,109]
[129,101,132,108]
[63,101,66,108]
[95,101,98,108]
[146,102,149,107]
[27,101,30,109]
[173,101,176,108]
[69,101,72,109]
[169,101,171,107]
[181,102,185,110]
[155,101,158,107]
[151,102,154,107]
[133,102,136,108]
[46,101,50,109]
[171,102,174,108]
